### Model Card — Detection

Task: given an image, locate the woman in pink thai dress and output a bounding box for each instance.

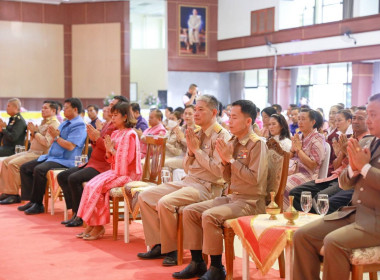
[284,108,325,209]
[77,102,141,240]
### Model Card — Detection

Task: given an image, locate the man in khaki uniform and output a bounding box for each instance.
[0,101,60,204]
[137,95,230,266]
[173,100,268,280]
[293,93,380,280]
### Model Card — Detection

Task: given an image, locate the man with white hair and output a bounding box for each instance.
[0,98,27,156]
[137,95,230,266]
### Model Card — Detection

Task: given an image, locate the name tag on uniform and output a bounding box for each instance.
[237,149,248,159]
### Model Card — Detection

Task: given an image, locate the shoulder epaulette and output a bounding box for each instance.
[213,123,223,134]
[249,132,260,143]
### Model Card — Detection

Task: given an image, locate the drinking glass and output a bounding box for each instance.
[19,146,26,153]
[81,155,88,165]
[15,145,20,154]
[161,168,171,184]
[300,191,312,217]
[74,156,82,167]
[316,194,329,216]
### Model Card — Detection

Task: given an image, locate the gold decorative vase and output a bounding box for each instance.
[283,196,299,225]
[266,192,281,220]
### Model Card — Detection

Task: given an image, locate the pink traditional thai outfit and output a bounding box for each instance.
[140,123,166,158]
[284,129,325,209]
[77,128,141,226]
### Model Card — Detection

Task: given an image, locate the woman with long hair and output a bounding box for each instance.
[268,114,292,152]
[76,102,142,240]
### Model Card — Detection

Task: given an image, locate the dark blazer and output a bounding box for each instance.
[327,136,380,234]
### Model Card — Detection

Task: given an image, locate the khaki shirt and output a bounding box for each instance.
[30,116,60,154]
[183,121,230,185]
[221,131,268,203]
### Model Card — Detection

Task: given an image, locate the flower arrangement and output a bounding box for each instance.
[144,94,160,107]
[103,92,116,106]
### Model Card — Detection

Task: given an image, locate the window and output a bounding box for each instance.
[251,7,275,35]
[295,63,351,115]
[244,69,269,110]
[322,0,343,23]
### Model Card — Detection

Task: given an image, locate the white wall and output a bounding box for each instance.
[218,0,280,40]
[167,72,230,109]
[130,49,168,108]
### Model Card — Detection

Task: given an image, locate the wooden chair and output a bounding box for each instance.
[351,246,380,280]
[224,138,290,280]
[320,244,380,280]
[44,135,89,219]
[109,136,166,242]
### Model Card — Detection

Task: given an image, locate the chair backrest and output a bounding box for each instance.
[142,136,167,185]
[266,138,290,211]
[24,127,30,150]
[82,135,89,156]
[318,142,330,179]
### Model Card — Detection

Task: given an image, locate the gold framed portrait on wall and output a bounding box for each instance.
[179,5,208,56]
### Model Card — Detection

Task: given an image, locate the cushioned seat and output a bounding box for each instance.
[351,246,380,265]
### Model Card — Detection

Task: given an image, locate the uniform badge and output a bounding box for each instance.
[237,149,248,159]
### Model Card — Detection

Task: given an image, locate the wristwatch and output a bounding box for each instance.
[229,158,235,164]
[54,136,60,141]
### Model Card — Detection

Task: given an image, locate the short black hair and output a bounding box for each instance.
[174,107,184,114]
[131,103,141,113]
[369,93,380,102]
[64,98,83,114]
[300,104,310,110]
[113,95,129,103]
[313,109,323,130]
[110,102,136,128]
[231,100,257,124]
[262,107,277,117]
[43,100,58,114]
[87,104,99,113]
[337,109,353,120]
[272,104,282,114]
[152,109,163,121]
[356,106,367,111]
[166,107,173,113]
[269,114,291,140]
[55,101,63,111]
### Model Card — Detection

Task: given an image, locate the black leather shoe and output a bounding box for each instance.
[198,266,226,280]
[0,193,10,201]
[137,244,166,259]
[17,201,34,211]
[0,195,21,205]
[66,217,83,227]
[61,213,77,225]
[162,255,177,266]
[173,261,207,279]
[24,203,44,215]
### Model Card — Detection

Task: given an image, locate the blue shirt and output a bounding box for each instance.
[136,115,149,132]
[38,115,87,168]
[289,123,299,136]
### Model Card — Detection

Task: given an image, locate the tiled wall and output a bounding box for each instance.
[0,0,129,110]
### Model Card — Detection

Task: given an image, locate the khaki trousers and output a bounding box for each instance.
[293,213,380,280]
[138,178,222,254]
[183,196,265,255]
[0,151,41,195]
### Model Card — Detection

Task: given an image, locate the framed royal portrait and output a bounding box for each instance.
[179,5,207,56]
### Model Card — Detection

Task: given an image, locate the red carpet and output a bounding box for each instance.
[0,201,282,280]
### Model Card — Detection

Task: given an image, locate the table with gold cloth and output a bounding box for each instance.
[228,213,322,280]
